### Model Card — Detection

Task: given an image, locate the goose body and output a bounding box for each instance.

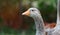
[51,10,60,35]
[46,1,60,34]
[22,8,45,35]
[45,4,60,35]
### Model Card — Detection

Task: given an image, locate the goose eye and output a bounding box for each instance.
[32,10,34,11]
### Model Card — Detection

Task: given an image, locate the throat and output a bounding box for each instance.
[33,15,44,32]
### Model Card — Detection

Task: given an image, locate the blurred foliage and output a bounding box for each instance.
[0,0,57,35]
[37,0,57,22]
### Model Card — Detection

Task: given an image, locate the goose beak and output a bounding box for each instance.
[22,10,30,16]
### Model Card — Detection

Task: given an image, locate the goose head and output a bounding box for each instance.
[22,8,40,18]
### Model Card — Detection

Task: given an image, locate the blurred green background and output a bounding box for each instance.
[0,0,57,35]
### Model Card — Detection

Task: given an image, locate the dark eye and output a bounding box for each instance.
[32,10,34,11]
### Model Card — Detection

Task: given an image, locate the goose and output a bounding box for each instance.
[51,8,60,35]
[45,0,60,35]
[22,8,45,35]
[40,9,59,35]
[46,11,60,35]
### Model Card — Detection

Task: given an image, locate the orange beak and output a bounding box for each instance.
[22,10,30,16]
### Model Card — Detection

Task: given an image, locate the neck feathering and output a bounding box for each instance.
[33,14,45,35]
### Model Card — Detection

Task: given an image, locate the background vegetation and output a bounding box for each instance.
[0,0,57,35]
